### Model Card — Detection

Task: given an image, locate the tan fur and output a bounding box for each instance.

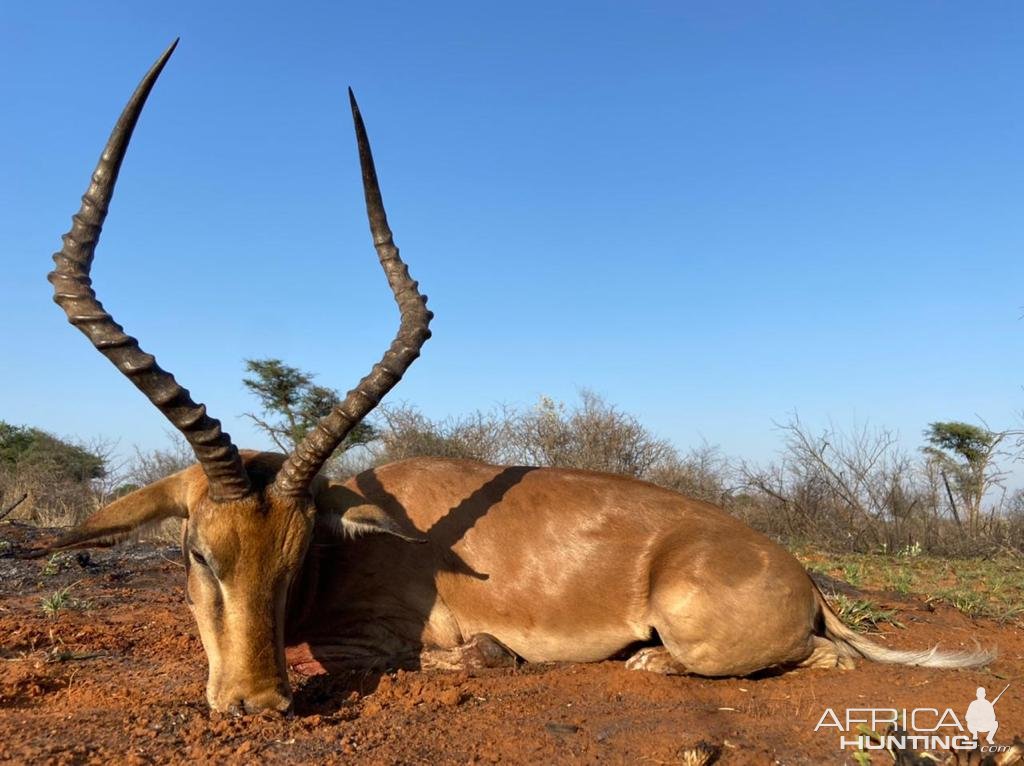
[49,452,313,713]
[294,458,993,676]
[302,457,824,674]
[45,453,993,714]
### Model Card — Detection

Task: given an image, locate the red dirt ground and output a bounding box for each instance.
[1,524,1021,765]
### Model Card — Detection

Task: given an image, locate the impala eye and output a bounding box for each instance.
[191,549,209,567]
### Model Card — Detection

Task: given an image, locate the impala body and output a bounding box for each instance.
[289,456,824,675]
[40,42,993,716]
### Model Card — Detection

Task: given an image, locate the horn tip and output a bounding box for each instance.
[162,37,180,60]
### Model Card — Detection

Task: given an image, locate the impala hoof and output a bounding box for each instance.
[216,690,293,716]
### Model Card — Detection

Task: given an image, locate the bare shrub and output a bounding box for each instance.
[10,394,1014,558]
[371,391,681,483]
[1001,490,1024,553]
[118,434,196,544]
[0,423,110,527]
[373,405,511,466]
[123,434,195,490]
[738,416,994,553]
[1,460,89,527]
[82,436,125,508]
[322,446,377,482]
[509,391,674,477]
[0,493,27,520]
[370,394,733,506]
[645,442,732,506]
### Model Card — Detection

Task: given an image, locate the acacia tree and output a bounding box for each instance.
[242,358,378,456]
[923,421,1012,537]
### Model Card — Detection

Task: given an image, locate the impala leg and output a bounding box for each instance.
[418,633,518,671]
[794,636,856,670]
[625,646,687,675]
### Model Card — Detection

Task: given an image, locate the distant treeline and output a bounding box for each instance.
[4,365,1022,557]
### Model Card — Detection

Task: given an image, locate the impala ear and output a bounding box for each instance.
[339,504,428,543]
[25,473,190,557]
[313,483,427,543]
[316,501,427,543]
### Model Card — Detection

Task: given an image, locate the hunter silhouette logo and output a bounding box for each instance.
[966,684,1008,745]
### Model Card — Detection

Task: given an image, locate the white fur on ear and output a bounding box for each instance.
[319,503,428,543]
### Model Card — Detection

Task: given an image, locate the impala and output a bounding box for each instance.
[39,41,993,715]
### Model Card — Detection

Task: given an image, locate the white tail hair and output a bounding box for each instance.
[817,589,996,669]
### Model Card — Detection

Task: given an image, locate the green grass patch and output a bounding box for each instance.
[828,594,903,632]
[40,583,91,619]
[795,548,1024,625]
[42,552,73,576]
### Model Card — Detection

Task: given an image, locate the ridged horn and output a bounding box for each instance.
[273,89,433,497]
[47,40,252,502]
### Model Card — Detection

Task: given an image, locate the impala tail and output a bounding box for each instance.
[817,588,995,669]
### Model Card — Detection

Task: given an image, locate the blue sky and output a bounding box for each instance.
[3,2,1022,472]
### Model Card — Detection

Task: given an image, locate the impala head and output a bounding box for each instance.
[41,40,431,714]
